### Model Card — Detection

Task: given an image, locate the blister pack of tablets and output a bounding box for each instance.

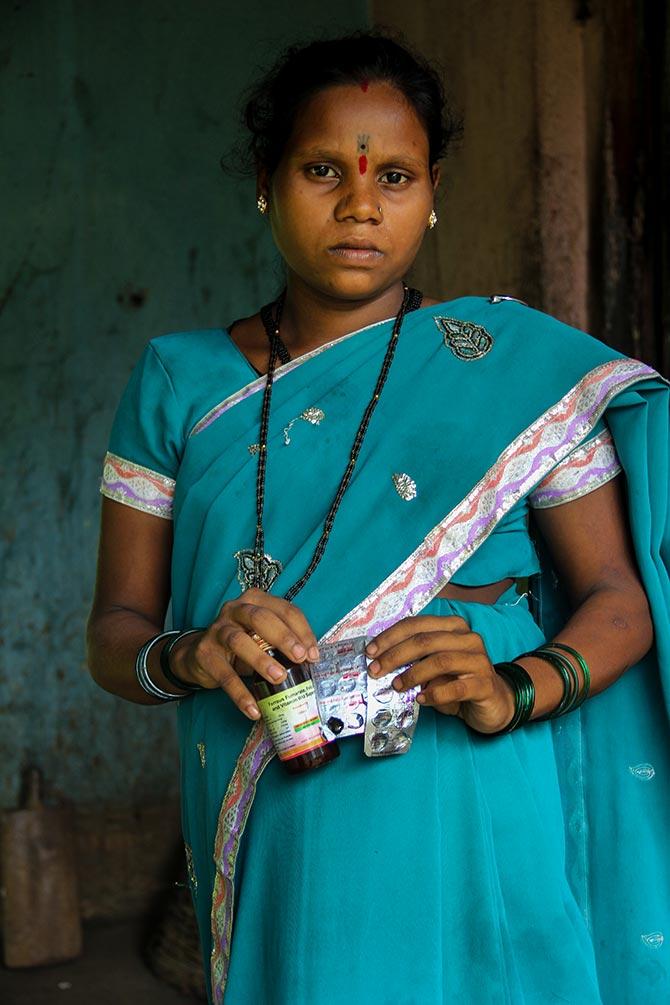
[363,667,420,757]
[310,637,368,740]
[309,636,420,757]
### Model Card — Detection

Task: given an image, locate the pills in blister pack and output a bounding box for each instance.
[310,637,369,740]
[309,636,421,756]
[364,668,420,758]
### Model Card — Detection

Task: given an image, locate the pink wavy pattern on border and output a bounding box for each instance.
[529,432,621,507]
[210,722,274,1004]
[99,451,174,518]
[207,357,656,1003]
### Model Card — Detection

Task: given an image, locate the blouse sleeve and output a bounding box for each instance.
[100,343,183,519]
[529,418,623,510]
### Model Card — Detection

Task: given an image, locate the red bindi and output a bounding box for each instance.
[357,134,370,175]
[360,79,369,92]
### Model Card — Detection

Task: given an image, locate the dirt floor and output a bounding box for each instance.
[0,920,205,1005]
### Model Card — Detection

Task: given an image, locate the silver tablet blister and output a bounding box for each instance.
[309,636,420,756]
[363,667,420,758]
[310,637,369,740]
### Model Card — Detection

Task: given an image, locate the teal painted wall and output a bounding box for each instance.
[0,1,368,808]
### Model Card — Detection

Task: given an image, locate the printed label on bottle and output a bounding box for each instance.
[257,680,328,760]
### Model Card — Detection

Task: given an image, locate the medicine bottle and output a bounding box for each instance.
[251,645,339,775]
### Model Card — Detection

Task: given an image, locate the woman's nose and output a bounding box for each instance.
[334,180,382,224]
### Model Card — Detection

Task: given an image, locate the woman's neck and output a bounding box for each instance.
[278,277,407,355]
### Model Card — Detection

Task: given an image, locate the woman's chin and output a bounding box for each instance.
[310,270,403,304]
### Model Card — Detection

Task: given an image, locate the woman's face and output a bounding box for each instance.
[264,81,439,303]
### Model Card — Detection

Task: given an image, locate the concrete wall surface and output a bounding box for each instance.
[0,1,367,810]
[373,0,669,367]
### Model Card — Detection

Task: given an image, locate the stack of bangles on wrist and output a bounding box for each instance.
[491,642,591,735]
[135,629,205,701]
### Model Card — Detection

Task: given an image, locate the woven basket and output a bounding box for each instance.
[145,855,207,1001]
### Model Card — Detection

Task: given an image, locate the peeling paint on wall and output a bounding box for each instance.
[0,1,367,808]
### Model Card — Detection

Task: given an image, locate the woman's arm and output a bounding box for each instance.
[366,473,654,732]
[518,472,654,719]
[87,498,178,704]
[86,498,322,712]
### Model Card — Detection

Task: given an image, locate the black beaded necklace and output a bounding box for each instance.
[233,284,423,602]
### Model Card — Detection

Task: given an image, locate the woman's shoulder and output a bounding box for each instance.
[147,327,229,369]
[426,292,626,368]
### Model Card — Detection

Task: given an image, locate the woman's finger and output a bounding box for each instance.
[211,662,262,720]
[394,649,488,691]
[183,634,262,719]
[275,598,321,660]
[366,614,470,662]
[369,633,483,681]
[235,590,320,660]
[419,672,494,708]
[214,624,288,683]
[227,601,313,664]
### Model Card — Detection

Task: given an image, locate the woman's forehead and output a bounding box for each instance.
[287,82,429,154]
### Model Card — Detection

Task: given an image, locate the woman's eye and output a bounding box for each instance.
[380,171,409,185]
[308,165,339,179]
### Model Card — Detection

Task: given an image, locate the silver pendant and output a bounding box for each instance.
[392,472,418,501]
[283,406,325,445]
[434,316,493,361]
[234,549,283,591]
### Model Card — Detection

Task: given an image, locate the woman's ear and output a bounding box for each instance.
[431,163,441,193]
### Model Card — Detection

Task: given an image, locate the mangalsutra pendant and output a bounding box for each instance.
[234,548,283,591]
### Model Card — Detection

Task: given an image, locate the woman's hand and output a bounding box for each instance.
[365,614,515,735]
[170,589,321,720]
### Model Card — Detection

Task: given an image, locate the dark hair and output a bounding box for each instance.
[229,29,462,177]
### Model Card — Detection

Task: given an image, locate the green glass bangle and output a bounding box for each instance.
[520,643,590,718]
[543,642,591,701]
[529,648,580,717]
[536,645,588,713]
[489,661,536,735]
[520,649,571,719]
[160,628,206,692]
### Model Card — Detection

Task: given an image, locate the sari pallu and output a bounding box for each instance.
[103,297,670,1002]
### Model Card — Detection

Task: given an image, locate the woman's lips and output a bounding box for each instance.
[328,245,384,262]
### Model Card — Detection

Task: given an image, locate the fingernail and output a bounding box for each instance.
[245,704,261,719]
[368,660,380,674]
[416,693,426,704]
[308,646,320,661]
[393,677,403,691]
[293,643,306,659]
[366,642,378,656]
[269,666,285,682]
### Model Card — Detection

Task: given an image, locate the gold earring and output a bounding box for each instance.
[257,194,268,215]
[428,209,438,230]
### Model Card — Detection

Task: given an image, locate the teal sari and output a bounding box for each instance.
[102,297,670,1003]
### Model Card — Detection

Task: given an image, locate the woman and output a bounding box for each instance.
[88,32,670,1004]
